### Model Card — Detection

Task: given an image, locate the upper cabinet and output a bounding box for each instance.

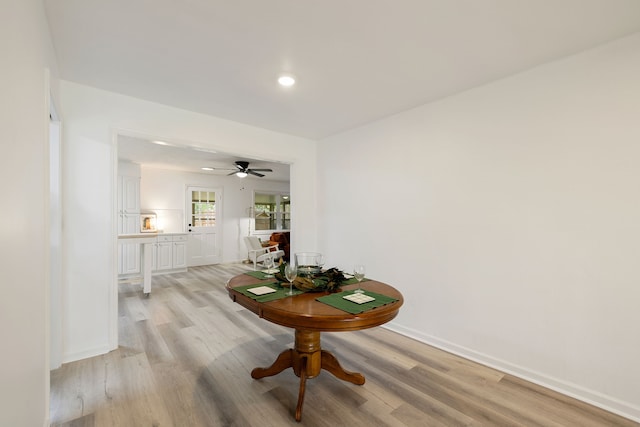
[120,175,140,214]
[118,162,141,214]
[117,161,141,216]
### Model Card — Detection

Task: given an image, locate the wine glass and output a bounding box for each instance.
[284,263,298,296]
[353,264,365,293]
[264,254,275,278]
[316,254,325,272]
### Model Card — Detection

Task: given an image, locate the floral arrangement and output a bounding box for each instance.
[275,264,347,292]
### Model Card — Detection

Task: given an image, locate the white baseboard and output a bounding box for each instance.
[383,322,640,423]
[62,344,113,364]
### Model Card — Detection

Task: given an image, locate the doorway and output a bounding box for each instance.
[111,133,291,354]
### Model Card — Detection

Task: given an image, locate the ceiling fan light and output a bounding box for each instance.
[236,171,248,178]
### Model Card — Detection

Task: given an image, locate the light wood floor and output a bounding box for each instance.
[50,264,637,426]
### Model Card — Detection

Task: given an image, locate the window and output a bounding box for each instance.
[254,192,290,231]
[281,195,290,230]
[191,190,216,227]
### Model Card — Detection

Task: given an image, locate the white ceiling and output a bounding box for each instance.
[46,1,640,172]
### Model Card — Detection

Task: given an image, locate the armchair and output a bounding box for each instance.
[244,236,285,270]
[269,231,291,261]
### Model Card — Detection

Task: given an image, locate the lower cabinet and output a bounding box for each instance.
[120,244,141,275]
[118,214,141,275]
[118,233,188,279]
[157,237,173,271]
[154,234,188,274]
[172,238,187,269]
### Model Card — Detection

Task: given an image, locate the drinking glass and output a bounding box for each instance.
[353,264,365,293]
[264,254,275,278]
[284,263,298,296]
[316,254,325,272]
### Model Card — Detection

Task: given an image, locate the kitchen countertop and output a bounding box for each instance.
[118,232,188,239]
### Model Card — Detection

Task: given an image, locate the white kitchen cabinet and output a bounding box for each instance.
[172,235,187,269]
[117,172,141,276]
[120,240,141,274]
[118,244,140,274]
[120,175,140,213]
[121,213,139,233]
[156,236,173,271]
[153,234,188,274]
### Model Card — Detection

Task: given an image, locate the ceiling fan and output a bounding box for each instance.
[213,161,273,178]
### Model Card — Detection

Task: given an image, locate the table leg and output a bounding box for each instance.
[250,329,365,422]
[321,350,365,385]
[295,356,308,422]
[251,349,293,379]
[142,242,152,296]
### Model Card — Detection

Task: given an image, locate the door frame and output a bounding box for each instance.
[49,98,63,370]
[108,129,295,360]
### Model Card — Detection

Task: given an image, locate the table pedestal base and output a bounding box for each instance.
[250,329,365,422]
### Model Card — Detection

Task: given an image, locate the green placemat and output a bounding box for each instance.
[316,290,398,314]
[245,270,278,280]
[234,281,303,302]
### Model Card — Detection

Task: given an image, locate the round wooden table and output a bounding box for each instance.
[226,273,403,422]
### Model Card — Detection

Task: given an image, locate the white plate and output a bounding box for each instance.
[248,286,277,295]
[261,268,279,274]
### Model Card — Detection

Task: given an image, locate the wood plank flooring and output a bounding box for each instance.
[50,264,638,426]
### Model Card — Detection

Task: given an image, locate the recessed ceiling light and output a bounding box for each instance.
[201,167,214,171]
[278,74,296,87]
[193,147,217,153]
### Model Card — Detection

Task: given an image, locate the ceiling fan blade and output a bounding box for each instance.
[247,170,265,177]
[227,171,238,176]
[235,161,250,170]
[247,168,273,172]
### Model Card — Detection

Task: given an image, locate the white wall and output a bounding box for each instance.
[0,1,59,426]
[318,33,640,421]
[139,166,289,262]
[60,81,316,362]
